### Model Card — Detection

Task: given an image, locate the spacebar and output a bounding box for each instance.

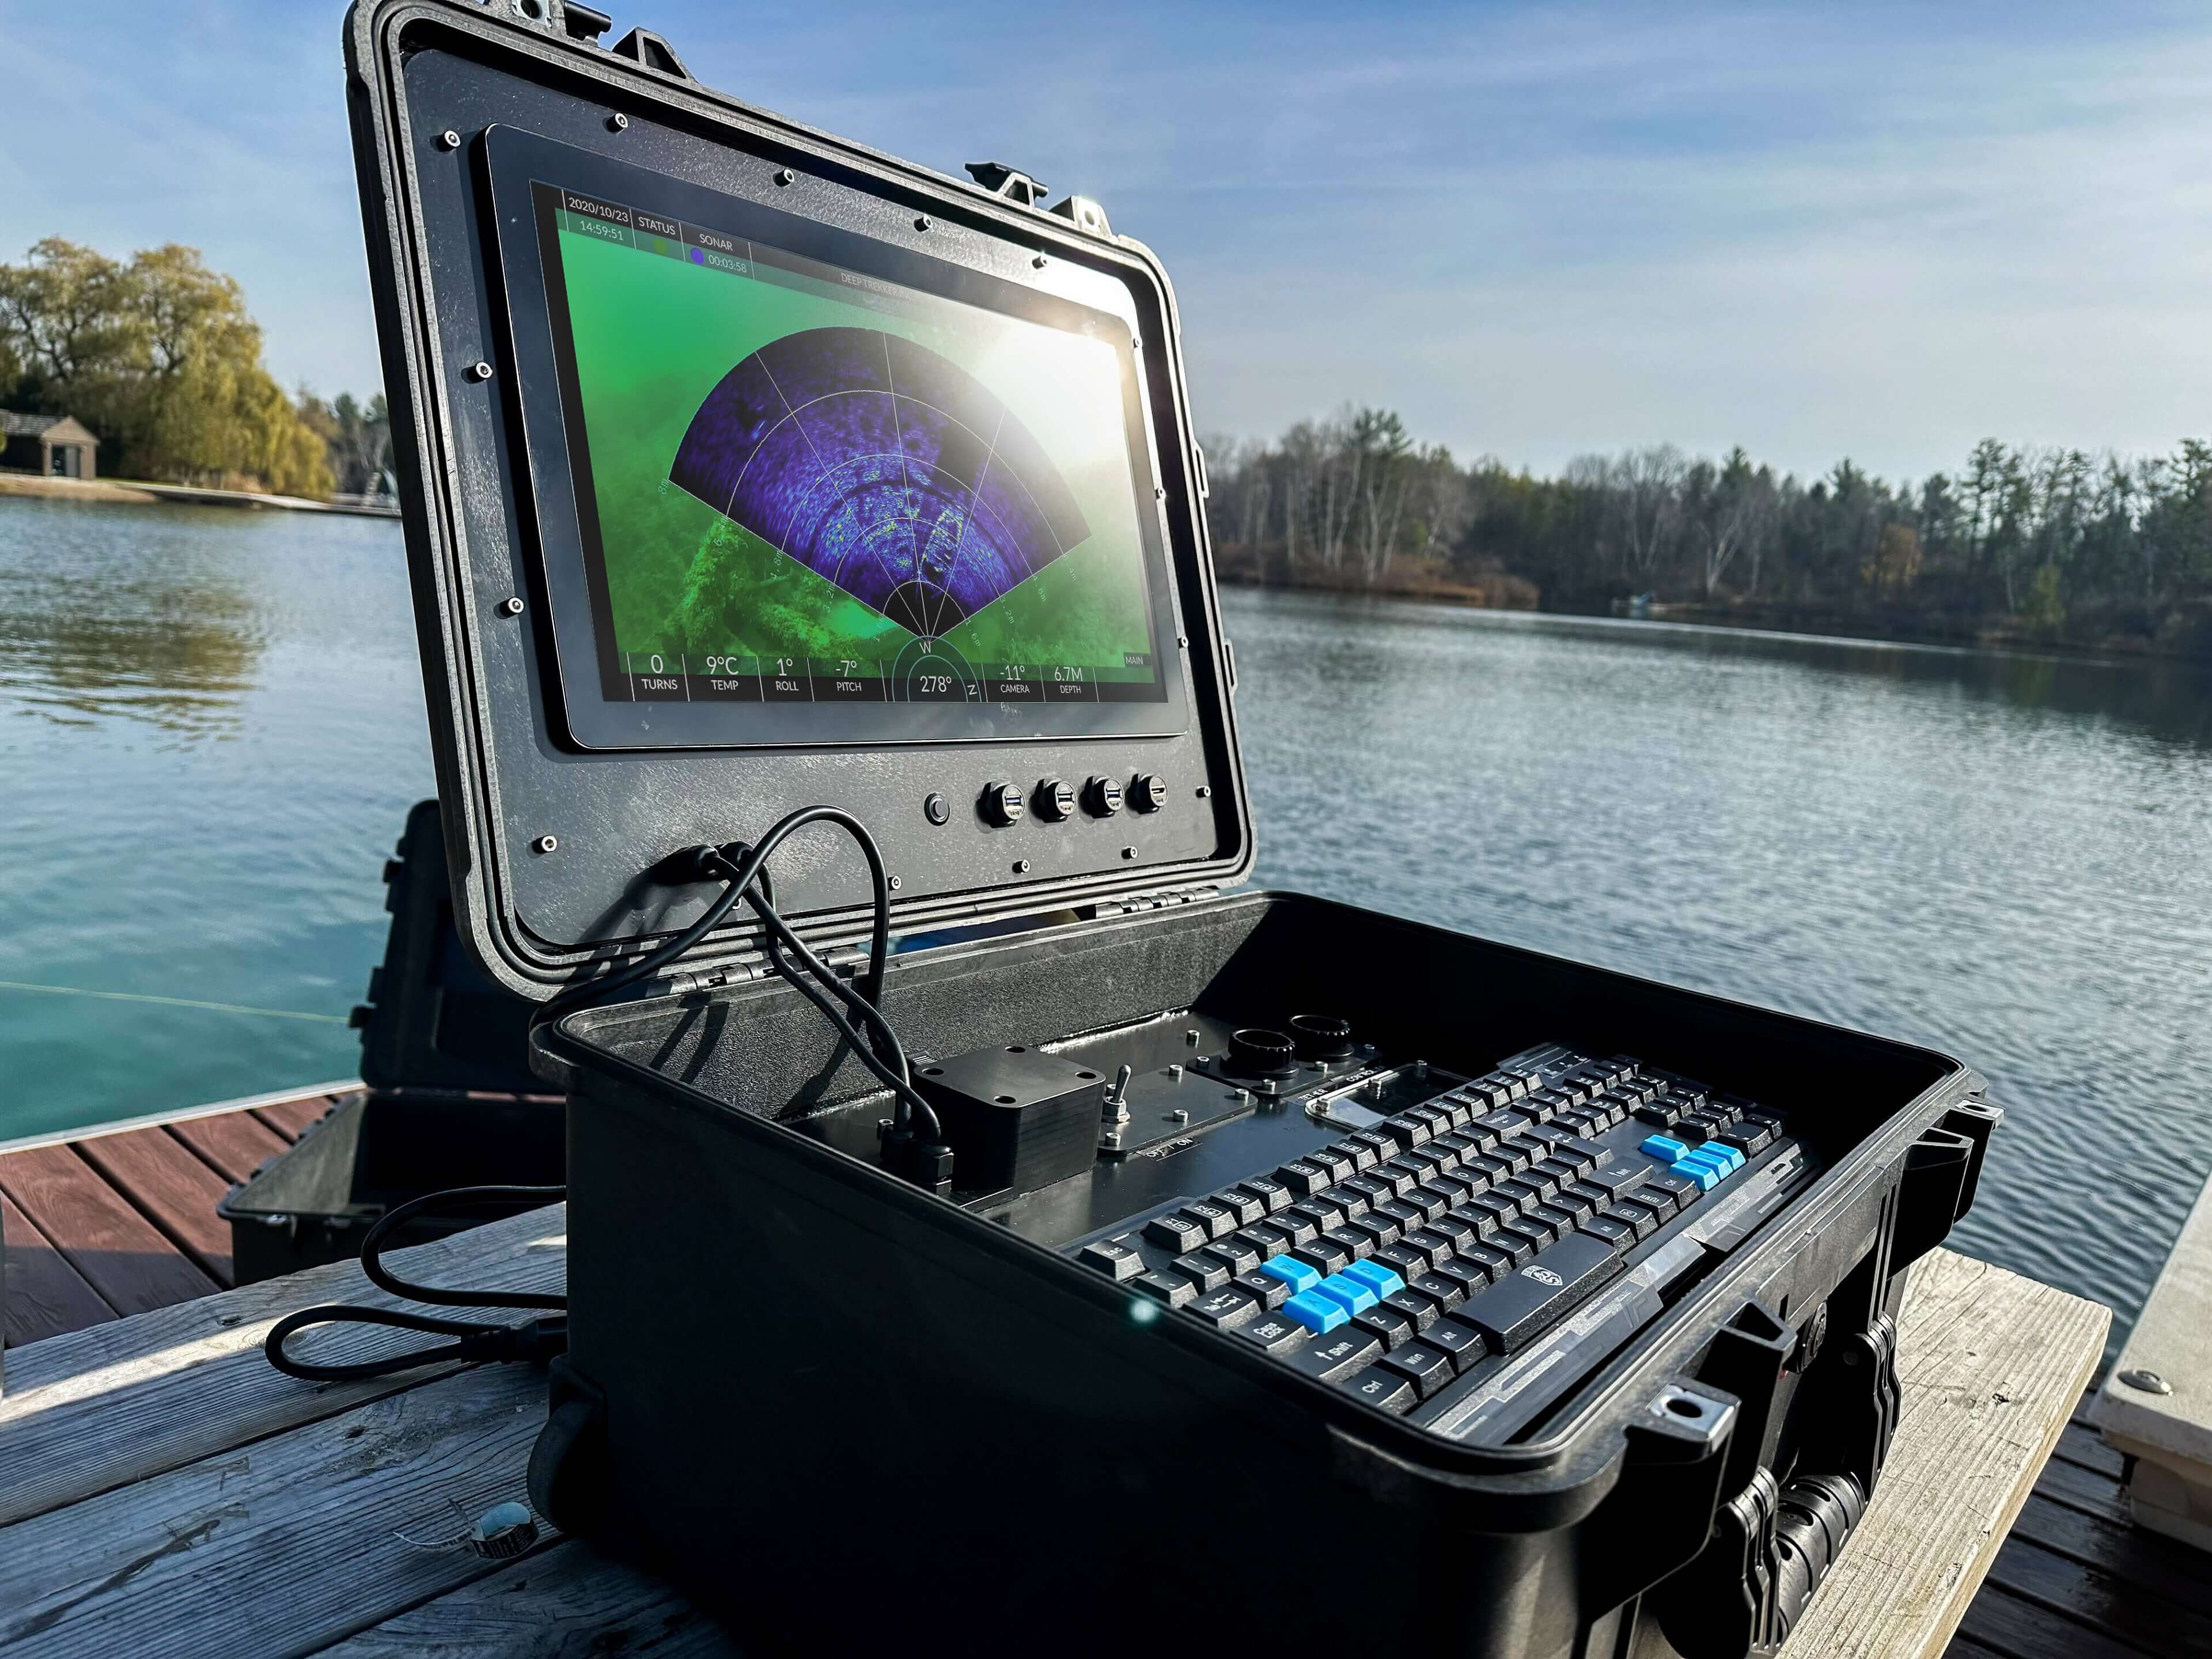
[1456,1233,1621,1353]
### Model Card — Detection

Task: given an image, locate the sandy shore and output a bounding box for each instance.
[0,470,397,516]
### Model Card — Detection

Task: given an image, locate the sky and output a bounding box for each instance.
[2,1,2208,482]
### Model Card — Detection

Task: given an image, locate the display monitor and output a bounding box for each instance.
[486,128,1188,749]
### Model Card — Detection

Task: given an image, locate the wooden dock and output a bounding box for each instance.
[0,1102,2199,1657]
[0,1084,349,1346]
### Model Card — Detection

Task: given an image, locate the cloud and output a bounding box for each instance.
[1,1,2206,480]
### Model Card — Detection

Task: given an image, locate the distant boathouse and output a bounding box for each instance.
[0,411,97,479]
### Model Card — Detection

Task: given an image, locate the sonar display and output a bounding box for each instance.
[668,327,1090,641]
[529,176,1174,734]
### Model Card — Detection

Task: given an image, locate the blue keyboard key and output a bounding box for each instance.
[1681,1145,1742,1176]
[1284,1288,1350,1332]
[1259,1255,1322,1294]
[1639,1134,1689,1162]
[1672,1159,1722,1191]
[1313,1272,1380,1316]
[1340,1259,1406,1300]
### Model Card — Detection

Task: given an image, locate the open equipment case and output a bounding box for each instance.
[343,3,2001,1654]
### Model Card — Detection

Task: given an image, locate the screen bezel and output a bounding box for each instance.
[483,126,1191,751]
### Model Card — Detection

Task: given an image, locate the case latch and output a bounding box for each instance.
[965,161,1047,209]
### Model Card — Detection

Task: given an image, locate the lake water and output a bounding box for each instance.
[3,494,2207,1349]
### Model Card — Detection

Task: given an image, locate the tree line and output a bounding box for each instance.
[0,237,390,499]
[1204,410,2212,656]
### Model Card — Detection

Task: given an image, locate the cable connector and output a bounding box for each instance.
[457,1316,570,1367]
[878,1123,956,1195]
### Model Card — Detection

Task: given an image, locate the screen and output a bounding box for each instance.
[520,164,1184,746]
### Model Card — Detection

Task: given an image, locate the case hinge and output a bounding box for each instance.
[964,162,1048,209]
[1088,882,1221,919]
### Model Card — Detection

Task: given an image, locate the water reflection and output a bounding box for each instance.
[0,499,266,737]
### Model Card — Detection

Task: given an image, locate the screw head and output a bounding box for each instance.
[607,112,629,132]
[774,168,795,187]
[437,129,462,151]
[888,875,902,892]
[1013,858,1031,874]
[1121,845,1137,859]
[532,835,558,855]
[915,215,933,232]
[468,359,494,381]
[2119,1369,2174,1395]
[1032,252,1048,269]
[499,596,525,616]
[1195,784,1212,798]
[1154,486,1166,501]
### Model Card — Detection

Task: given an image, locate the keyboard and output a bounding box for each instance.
[1065,1042,1816,1441]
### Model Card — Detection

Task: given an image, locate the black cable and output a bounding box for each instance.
[264,1185,566,1383]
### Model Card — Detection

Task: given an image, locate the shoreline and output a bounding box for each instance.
[0,469,399,517]
[1219,573,2212,670]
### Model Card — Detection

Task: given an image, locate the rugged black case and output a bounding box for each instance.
[343,4,1998,1653]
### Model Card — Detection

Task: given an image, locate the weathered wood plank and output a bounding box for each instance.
[1778,1250,2111,1659]
[253,1090,346,1143]
[2007,1491,2212,1618]
[0,1193,115,1347]
[0,1204,565,1527]
[0,1366,550,1658]
[0,1144,218,1315]
[1954,1580,2152,1659]
[165,1109,290,1186]
[71,1125,236,1286]
[1980,1531,2198,1656]
[2054,1420,2127,1482]
[2032,1455,2134,1527]
[311,1539,745,1658]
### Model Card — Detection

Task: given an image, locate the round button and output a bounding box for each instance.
[1083,775,1124,817]
[1129,773,1168,813]
[979,781,1026,827]
[1033,778,1076,822]
[923,792,951,826]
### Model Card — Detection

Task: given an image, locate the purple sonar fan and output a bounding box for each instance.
[668,327,1091,635]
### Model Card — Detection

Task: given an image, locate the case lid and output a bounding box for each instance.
[344,0,1253,1000]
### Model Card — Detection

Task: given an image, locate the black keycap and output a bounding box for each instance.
[1144,1213,1209,1254]
[1465,1191,1522,1227]
[1513,1209,1563,1247]
[1401,1228,1459,1270]
[1456,1233,1621,1353]
[1291,1236,1353,1274]
[1343,1366,1418,1413]
[1204,1236,1262,1276]
[1411,1270,1467,1306]
[1408,1185,1460,1221]
[1342,1217,1399,1256]
[1402,1146,1456,1177]
[1190,1287,1259,1328]
[1319,1184,1372,1221]
[1373,1243,1430,1281]
[1329,1138,1380,1172]
[1535,1157,1583,1188]
[1488,1226,1543,1265]
[1240,1176,1294,1214]
[1308,1146,1358,1180]
[1079,1238,1144,1281]
[1289,1330,1382,1381]
[1275,1160,1330,1195]
[1499,1175,1552,1209]
[1234,1269,1290,1309]
[1562,1136,1608,1166]
[1588,1164,1649,1198]
[1382,1115,1432,1147]
[1672,1122,1711,1147]
[1425,1214,1476,1247]
[1427,1257,1490,1298]
[1289,1198,1346,1234]
[1562,1180,1612,1212]
[1350,1129,1400,1165]
[1642,1171,1699,1213]
[1182,1200,1238,1239]
[1457,1242,1514,1283]
[1426,1172,1481,1204]
[1548,1186,1600,1219]
[1369,1161,1421,1197]
[1384,1288,1440,1330]
[1634,1103,1678,1128]
[1422,1317,1486,1368]
[1610,1199,1661,1240]
[1580,1216,1635,1253]
[1532,1203,1580,1237]
[1134,1271,1195,1308]
[1432,1132,1480,1159]
[1354,1304,1416,1349]
[1484,1143,1530,1175]
[1404,1104,1454,1134]
[1324,1225,1378,1262]
[1238,1312,1308,1353]
[1376,1199,1426,1232]
[1340,1172,1393,1208]
[1212,1188,1266,1226]
[1237,1222,1294,1259]
[1377,1341,1457,1399]
[1173,1253,1230,1291]
[1271,1211,1320,1248]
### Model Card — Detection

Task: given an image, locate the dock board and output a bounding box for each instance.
[0,1226,2143,1658]
[0,1084,351,1347]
